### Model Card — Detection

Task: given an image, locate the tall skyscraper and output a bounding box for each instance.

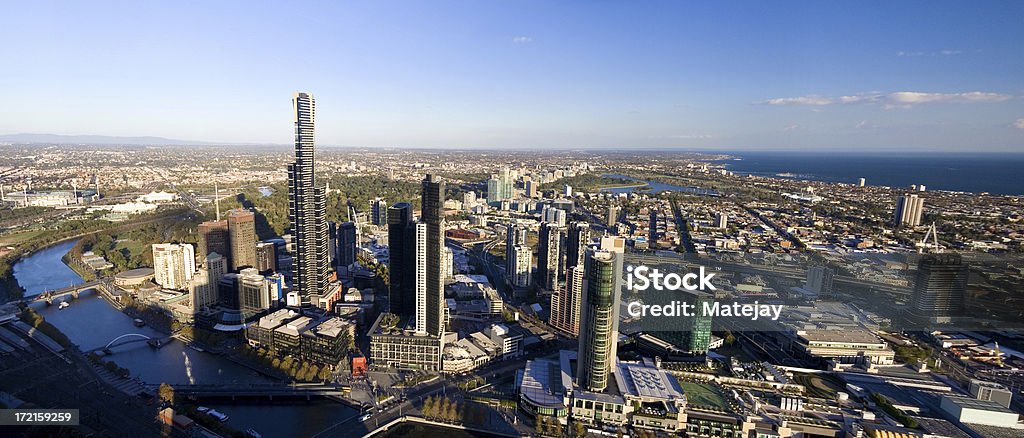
[227,209,257,271]
[551,221,591,336]
[894,194,925,227]
[152,243,196,291]
[551,265,584,336]
[420,174,446,337]
[510,245,532,288]
[805,265,835,296]
[909,254,968,324]
[537,222,564,291]
[387,202,416,318]
[371,198,388,226]
[198,220,230,267]
[576,238,624,392]
[337,221,357,268]
[414,222,428,334]
[287,92,331,305]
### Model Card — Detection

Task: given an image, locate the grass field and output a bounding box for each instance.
[674,379,730,410]
[0,230,46,247]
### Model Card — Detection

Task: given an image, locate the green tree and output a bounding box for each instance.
[158,383,175,405]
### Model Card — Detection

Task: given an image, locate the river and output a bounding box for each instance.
[11,240,359,437]
[601,173,718,196]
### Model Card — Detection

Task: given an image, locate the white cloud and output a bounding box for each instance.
[762,91,1013,107]
[1014,118,1024,130]
[897,49,963,57]
[783,124,800,132]
[511,36,533,44]
[764,96,832,106]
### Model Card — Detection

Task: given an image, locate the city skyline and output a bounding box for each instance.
[1,2,1022,151]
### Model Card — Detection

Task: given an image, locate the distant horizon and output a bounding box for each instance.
[3,132,1024,155]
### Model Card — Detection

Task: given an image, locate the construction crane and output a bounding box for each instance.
[916,222,943,254]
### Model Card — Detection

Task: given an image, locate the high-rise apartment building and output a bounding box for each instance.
[537,222,564,291]
[510,244,532,288]
[414,222,428,334]
[894,194,925,227]
[420,174,446,337]
[152,243,196,291]
[525,180,538,198]
[504,222,526,283]
[542,206,567,228]
[388,202,416,318]
[550,222,591,336]
[227,209,257,271]
[551,265,585,336]
[576,238,624,392]
[486,167,514,203]
[198,220,230,267]
[287,92,331,305]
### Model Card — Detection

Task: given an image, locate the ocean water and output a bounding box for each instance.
[716,152,1024,195]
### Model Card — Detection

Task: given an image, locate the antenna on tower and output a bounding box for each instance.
[214,181,221,221]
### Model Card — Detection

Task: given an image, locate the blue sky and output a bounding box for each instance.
[1,1,1022,151]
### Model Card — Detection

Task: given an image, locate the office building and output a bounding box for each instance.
[564,184,573,197]
[197,220,230,267]
[227,209,257,271]
[653,291,714,354]
[909,254,968,324]
[510,244,532,288]
[576,239,624,392]
[336,221,357,268]
[255,241,277,273]
[238,267,271,315]
[152,243,195,291]
[287,92,331,305]
[804,265,835,296]
[893,194,925,227]
[420,174,446,338]
[537,222,564,291]
[565,221,590,272]
[858,177,866,187]
[190,252,226,309]
[370,198,388,226]
[387,202,416,318]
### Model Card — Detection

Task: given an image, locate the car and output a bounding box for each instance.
[359,413,372,422]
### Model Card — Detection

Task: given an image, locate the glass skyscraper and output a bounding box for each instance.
[287,92,330,306]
